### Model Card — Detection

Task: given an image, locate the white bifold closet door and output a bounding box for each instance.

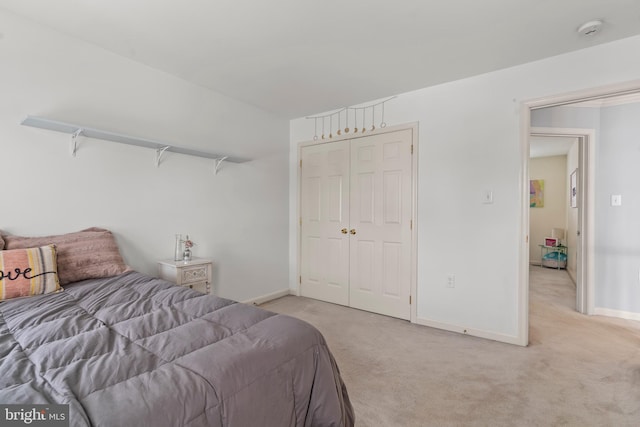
[300,129,412,320]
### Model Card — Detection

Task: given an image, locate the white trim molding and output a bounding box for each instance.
[415,317,522,346]
[593,307,640,322]
[570,91,640,108]
[241,289,292,306]
[526,80,640,110]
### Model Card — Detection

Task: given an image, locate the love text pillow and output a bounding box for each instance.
[0,245,61,301]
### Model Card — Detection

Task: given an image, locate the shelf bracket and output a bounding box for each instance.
[155,146,171,168]
[70,128,83,157]
[213,156,228,175]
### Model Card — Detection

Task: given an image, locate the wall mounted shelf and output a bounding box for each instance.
[21,116,249,172]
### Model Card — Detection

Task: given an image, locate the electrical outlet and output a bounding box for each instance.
[482,190,493,204]
[446,274,455,288]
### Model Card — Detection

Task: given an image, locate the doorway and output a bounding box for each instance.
[528,129,594,315]
[520,82,640,345]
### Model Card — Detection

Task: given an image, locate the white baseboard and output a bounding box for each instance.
[593,307,640,322]
[414,317,525,346]
[241,289,291,306]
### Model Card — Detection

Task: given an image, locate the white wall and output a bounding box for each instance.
[290,35,640,344]
[529,156,567,265]
[596,103,640,313]
[0,10,290,302]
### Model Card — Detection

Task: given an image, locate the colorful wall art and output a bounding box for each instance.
[530,179,544,208]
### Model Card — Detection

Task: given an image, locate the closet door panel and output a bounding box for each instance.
[382,242,402,297]
[349,130,412,320]
[300,141,350,305]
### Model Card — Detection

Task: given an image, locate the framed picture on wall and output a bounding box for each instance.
[530,179,544,208]
[570,169,577,208]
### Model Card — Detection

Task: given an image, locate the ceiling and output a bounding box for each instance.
[1,1,639,118]
[530,136,577,158]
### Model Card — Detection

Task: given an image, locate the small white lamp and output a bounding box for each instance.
[551,228,565,246]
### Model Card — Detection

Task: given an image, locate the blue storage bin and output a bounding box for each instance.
[542,250,567,269]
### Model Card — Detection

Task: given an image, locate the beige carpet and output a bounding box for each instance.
[261,266,640,426]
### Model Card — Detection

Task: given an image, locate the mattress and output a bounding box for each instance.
[0,271,354,426]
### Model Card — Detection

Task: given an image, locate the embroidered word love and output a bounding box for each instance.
[0,268,57,282]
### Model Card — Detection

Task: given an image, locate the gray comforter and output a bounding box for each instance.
[0,272,354,426]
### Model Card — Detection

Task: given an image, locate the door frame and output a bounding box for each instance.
[296,122,419,322]
[529,127,595,314]
[518,80,640,345]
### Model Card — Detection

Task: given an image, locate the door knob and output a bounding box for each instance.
[350,229,356,235]
[341,228,348,234]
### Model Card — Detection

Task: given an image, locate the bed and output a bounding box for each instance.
[0,229,354,426]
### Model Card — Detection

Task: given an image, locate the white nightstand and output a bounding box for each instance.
[157,257,213,294]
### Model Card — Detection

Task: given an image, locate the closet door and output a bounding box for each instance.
[300,141,350,305]
[349,129,413,320]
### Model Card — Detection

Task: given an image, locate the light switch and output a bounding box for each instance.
[482,190,493,204]
[611,195,622,207]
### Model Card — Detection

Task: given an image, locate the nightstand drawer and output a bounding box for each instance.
[182,266,208,284]
[186,281,208,294]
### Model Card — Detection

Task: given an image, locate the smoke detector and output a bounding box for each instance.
[577,20,603,36]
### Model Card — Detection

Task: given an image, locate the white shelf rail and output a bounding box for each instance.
[21,116,248,171]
